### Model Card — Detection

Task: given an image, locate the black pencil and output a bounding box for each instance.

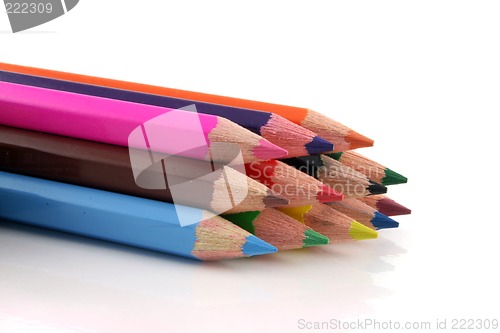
[282,155,387,197]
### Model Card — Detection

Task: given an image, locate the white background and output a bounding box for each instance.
[1,1,500,332]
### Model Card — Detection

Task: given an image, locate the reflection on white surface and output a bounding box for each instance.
[0,220,403,333]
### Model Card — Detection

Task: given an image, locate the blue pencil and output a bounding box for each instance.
[0,70,333,157]
[0,171,277,260]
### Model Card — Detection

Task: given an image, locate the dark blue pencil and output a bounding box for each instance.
[0,70,333,157]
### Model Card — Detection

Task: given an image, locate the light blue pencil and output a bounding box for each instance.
[0,171,277,260]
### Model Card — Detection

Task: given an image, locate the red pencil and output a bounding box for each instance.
[245,160,344,206]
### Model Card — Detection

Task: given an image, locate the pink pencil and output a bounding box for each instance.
[0,81,287,163]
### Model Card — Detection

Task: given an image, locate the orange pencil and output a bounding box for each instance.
[0,62,373,152]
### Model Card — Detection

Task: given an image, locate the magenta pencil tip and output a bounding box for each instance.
[253,139,288,160]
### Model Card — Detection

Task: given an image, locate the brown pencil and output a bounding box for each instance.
[0,125,288,214]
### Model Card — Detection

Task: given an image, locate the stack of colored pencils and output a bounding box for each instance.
[0,62,410,261]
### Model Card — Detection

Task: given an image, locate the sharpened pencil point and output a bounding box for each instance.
[377,197,411,216]
[242,235,278,256]
[367,181,387,195]
[303,229,330,247]
[345,130,374,150]
[381,168,408,186]
[317,185,344,202]
[263,190,289,207]
[253,139,288,160]
[372,211,399,229]
[305,136,335,155]
[349,221,378,240]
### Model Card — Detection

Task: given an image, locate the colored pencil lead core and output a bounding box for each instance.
[242,235,278,256]
[345,130,374,150]
[371,212,400,230]
[304,136,335,155]
[381,168,408,186]
[349,221,379,240]
[252,139,288,160]
[367,181,388,195]
[317,185,344,202]
[303,229,330,247]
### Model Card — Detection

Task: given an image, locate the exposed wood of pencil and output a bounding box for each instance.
[329,151,408,185]
[0,171,277,260]
[281,155,387,198]
[301,110,374,152]
[223,209,329,251]
[261,114,333,156]
[358,195,412,216]
[206,116,288,162]
[245,160,343,206]
[280,204,378,242]
[317,155,387,197]
[194,213,265,260]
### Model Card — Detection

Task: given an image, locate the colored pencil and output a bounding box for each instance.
[0,171,277,260]
[0,62,373,152]
[0,82,288,163]
[328,151,408,185]
[245,160,344,206]
[279,204,378,242]
[223,209,329,251]
[358,195,412,216]
[327,198,399,230]
[0,125,288,214]
[0,70,334,157]
[282,155,387,197]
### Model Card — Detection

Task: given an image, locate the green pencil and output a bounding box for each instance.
[224,208,329,251]
[328,151,407,186]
